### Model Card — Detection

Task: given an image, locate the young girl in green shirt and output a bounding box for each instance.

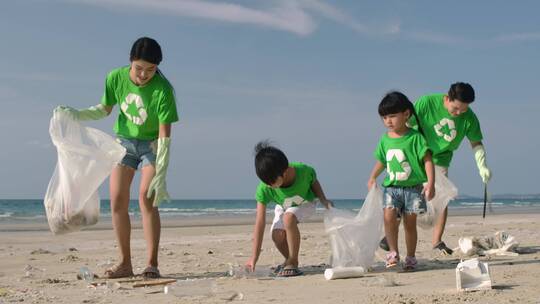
[367,91,434,271]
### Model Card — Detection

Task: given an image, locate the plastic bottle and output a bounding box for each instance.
[78,266,94,282]
[164,279,217,298]
[228,264,271,279]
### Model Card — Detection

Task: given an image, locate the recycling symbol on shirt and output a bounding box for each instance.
[120,93,148,126]
[386,149,411,182]
[434,118,457,142]
[283,195,307,209]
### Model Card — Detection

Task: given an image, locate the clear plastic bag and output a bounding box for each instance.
[324,186,384,268]
[44,111,125,234]
[417,166,458,229]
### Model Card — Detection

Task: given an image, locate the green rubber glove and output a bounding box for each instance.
[473,145,492,184]
[147,137,171,207]
[54,104,108,121]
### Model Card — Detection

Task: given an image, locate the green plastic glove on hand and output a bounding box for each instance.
[473,145,492,184]
[147,137,171,207]
[54,104,108,121]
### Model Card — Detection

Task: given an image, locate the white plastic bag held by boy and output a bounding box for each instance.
[417,166,458,229]
[44,111,125,234]
[324,186,384,270]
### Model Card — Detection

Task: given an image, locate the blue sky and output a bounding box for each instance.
[1,0,539,199]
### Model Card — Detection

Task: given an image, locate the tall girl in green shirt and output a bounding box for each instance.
[55,37,178,279]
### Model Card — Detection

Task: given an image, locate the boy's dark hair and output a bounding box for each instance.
[448,82,475,104]
[378,91,425,135]
[130,37,162,65]
[254,140,289,185]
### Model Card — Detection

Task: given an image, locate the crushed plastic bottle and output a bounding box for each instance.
[164,279,217,298]
[23,265,45,278]
[228,264,271,279]
[78,266,94,282]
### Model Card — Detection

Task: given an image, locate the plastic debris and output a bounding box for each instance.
[164,279,217,298]
[324,186,383,269]
[458,231,519,257]
[324,266,366,280]
[456,258,492,291]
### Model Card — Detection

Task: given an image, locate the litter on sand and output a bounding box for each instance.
[323,186,383,280]
[458,231,519,257]
[456,258,492,292]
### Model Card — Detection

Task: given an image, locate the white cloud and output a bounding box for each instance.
[66,0,393,36]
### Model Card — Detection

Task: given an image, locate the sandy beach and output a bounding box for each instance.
[0,212,539,304]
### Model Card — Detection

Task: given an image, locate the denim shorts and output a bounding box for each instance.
[383,185,426,215]
[116,137,157,170]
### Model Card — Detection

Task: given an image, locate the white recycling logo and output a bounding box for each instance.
[120,93,148,126]
[283,195,307,209]
[386,149,411,181]
[434,118,457,142]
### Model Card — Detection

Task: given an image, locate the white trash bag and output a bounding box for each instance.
[44,111,126,234]
[417,166,458,229]
[324,186,384,269]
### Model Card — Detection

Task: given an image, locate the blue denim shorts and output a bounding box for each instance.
[116,137,157,170]
[383,185,426,215]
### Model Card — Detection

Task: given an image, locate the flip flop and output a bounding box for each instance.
[103,265,134,279]
[271,264,285,274]
[142,266,161,279]
[277,267,303,277]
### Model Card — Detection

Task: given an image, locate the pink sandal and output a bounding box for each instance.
[385,251,399,268]
[403,256,417,271]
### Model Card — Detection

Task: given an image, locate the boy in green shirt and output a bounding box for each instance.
[245,141,332,277]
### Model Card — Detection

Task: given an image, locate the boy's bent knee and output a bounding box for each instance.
[272,229,286,242]
[283,213,298,228]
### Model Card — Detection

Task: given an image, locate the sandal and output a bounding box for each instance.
[142,266,161,279]
[277,266,303,277]
[103,265,134,279]
[385,251,400,268]
[403,256,417,271]
[433,241,453,255]
[271,264,285,274]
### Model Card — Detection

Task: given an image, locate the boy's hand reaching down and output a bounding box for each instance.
[245,257,257,272]
[321,199,333,209]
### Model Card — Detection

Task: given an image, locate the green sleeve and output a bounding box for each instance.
[157,87,179,124]
[374,138,386,164]
[255,183,269,205]
[466,111,483,142]
[101,71,118,106]
[307,165,317,184]
[415,134,429,161]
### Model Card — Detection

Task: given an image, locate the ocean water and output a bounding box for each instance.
[1,197,540,223]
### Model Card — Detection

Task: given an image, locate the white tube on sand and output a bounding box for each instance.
[324,267,366,280]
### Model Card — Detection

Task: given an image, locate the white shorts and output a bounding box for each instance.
[270,201,317,231]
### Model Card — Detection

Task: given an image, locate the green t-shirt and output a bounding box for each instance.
[410,94,483,167]
[374,129,429,187]
[255,162,317,208]
[101,66,179,140]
